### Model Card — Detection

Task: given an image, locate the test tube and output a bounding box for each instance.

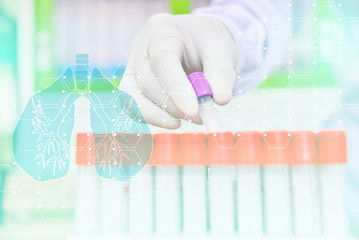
[235,131,264,237]
[188,72,235,236]
[290,131,321,237]
[317,130,349,237]
[153,133,181,236]
[180,133,207,236]
[100,173,129,237]
[75,132,101,237]
[93,133,129,237]
[262,131,293,237]
[207,132,236,236]
[187,72,225,133]
[129,134,155,236]
[74,95,101,237]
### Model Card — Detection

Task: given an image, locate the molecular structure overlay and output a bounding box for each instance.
[12,54,152,181]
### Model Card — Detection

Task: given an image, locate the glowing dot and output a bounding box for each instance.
[63,76,66,79]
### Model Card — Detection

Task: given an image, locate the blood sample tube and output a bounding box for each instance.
[75,132,101,237]
[187,72,224,133]
[74,95,101,237]
[153,133,181,236]
[317,130,349,237]
[262,131,293,237]
[129,133,155,236]
[180,132,207,236]
[207,132,236,236]
[235,131,264,237]
[290,131,321,237]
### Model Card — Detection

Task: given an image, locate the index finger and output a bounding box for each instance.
[148,30,198,117]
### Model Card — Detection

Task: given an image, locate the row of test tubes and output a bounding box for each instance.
[72,130,349,239]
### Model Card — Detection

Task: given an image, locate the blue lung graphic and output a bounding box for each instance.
[13,58,152,182]
[87,67,152,181]
[13,67,79,181]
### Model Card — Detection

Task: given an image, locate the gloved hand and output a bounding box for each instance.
[120,13,241,129]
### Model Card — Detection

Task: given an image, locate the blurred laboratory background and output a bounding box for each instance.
[0,0,359,239]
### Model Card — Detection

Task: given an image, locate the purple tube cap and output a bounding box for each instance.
[187,72,213,99]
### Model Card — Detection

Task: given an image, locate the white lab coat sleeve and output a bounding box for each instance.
[192,0,291,95]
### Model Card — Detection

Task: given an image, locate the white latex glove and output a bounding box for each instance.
[120,13,240,129]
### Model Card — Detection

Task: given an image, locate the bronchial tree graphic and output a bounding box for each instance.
[13,54,152,181]
[31,98,71,176]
